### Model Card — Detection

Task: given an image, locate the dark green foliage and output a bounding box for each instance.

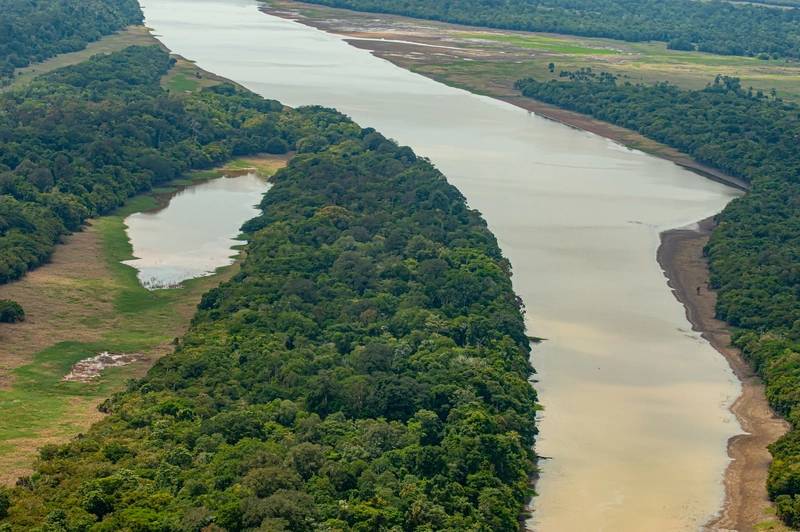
[0,488,8,519]
[0,47,537,531]
[515,71,800,527]
[2,127,538,532]
[0,45,308,285]
[0,300,24,323]
[0,0,143,82]
[303,0,800,59]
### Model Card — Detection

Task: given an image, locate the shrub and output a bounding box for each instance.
[0,300,24,323]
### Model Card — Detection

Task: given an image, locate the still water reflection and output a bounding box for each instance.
[123,173,268,288]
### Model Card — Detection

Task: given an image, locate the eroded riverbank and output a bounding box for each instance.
[141,0,743,527]
[260,1,778,527]
[659,219,789,531]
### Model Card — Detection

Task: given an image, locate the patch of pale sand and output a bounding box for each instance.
[0,223,114,388]
[62,352,144,382]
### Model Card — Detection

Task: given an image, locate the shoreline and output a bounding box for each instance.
[493,96,750,192]
[262,3,781,527]
[262,1,751,192]
[657,217,789,531]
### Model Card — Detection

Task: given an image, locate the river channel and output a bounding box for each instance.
[140,0,742,528]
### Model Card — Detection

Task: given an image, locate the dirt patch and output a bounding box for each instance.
[658,218,789,531]
[0,223,113,388]
[63,352,144,382]
[217,153,290,178]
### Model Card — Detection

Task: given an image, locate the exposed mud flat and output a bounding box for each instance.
[63,352,144,383]
[658,218,789,531]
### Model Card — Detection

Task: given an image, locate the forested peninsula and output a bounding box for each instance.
[515,72,800,526]
[0,45,538,531]
[0,0,142,83]
[301,0,800,59]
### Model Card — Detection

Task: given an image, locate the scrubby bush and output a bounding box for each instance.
[0,300,23,323]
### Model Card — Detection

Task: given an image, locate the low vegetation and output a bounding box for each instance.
[302,0,800,59]
[515,70,800,527]
[0,0,143,83]
[0,300,23,323]
[0,45,301,286]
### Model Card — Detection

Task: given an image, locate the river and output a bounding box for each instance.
[123,173,269,288]
[141,0,742,528]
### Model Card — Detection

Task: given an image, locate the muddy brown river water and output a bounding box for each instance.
[139,0,744,528]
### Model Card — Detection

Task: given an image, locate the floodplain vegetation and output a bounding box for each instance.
[0,44,538,531]
[302,0,800,58]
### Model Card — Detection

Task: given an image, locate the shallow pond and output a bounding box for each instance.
[123,173,268,289]
[142,0,742,528]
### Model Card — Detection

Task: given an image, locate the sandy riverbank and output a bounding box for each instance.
[262,4,784,527]
[658,217,789,531]
[262,1,752,192]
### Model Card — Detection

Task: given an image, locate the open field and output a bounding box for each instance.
[264,0,800,101]
[161,55,239,93]
[3,26,160,92]
[0,155,286,484]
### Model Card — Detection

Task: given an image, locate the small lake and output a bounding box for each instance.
[123,173,269,289]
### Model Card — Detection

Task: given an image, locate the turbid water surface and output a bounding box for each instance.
[141,0,743,528]
[123,173,268,288]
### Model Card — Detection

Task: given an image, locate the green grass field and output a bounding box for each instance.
[0,152,288,483]
[0,190,240,480]
[3,26,160,92]
[459,32,621,55]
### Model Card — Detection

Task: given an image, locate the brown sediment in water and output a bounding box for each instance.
[259,4,781,525]
[261,1,750,192]
[658,217,789,531]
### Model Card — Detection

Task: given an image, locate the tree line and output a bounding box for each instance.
[303,0,800,59]
[0,0,143,83]
[0,46,538,531]
[515,71,800,527]
[0,45,304,287]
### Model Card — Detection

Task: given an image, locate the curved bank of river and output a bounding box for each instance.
[124,173,269,289]
[142,0,742,528]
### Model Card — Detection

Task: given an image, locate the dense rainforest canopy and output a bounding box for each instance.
[0,0,143,82]
[0,46,538,531]
[0,45,305,286]
[302,0,800,59]
[515,71,800,526]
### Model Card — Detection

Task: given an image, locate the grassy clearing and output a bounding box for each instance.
[3,26,160,92]
[0,205,239,483]
[0,153,288,483]
[0,161,285,485]
[459,31,620,55]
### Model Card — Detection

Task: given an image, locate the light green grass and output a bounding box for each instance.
[459,32,620,55]
[0,182,241,475]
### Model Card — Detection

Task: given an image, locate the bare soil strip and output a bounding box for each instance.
[659,218,789,531]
